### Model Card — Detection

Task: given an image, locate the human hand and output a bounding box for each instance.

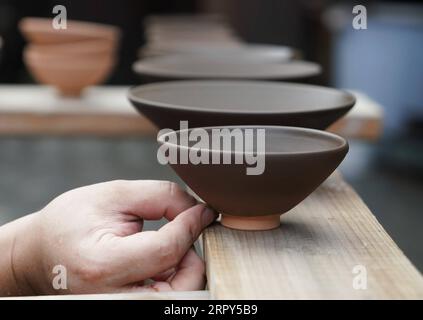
[4,180,217,295]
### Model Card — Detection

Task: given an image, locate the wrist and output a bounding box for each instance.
[0,212,44,296]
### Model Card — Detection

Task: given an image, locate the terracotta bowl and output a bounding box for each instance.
[128,80,356,130]
[27,39,117,57]
[158,126,348,230]
[19,17,120,44]
[24,46,115,96]
[132,54,320,82]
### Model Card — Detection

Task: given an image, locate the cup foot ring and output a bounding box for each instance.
[220,214,281,231]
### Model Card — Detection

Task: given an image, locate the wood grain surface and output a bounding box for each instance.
[2,290,210,300]
[203,173,423,299]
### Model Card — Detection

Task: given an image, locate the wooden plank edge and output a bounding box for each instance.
[0,112,381,140]
[1,290,210,300]
[0,113,157,137]
[328,116,383,141]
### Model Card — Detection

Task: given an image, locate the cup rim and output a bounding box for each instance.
[157,125,348,156]
[132,58,321,80]
[128,80,356,115]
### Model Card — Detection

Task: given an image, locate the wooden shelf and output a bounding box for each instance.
[0,85,382,139]
[2,290,210,300]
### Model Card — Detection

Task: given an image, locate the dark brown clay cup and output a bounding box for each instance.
[128,80,356,131]
[157,126,348,231]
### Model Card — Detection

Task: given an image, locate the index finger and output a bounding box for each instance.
[101,180,197,221]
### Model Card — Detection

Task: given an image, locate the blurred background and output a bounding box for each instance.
[0,0,422,272]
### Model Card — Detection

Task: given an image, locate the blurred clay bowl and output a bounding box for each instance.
[19,17,120,45]
[139,43,298,62]
[24,46,115,96]
[19,17,120,96]
[28,39,117,57]
[133,55,320,83]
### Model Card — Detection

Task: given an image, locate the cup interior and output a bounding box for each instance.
[130,80,355,114]
[158,125,347,155]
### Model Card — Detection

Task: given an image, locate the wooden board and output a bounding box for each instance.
[0,85,157,137]
[328,90,383,140]
[2,290,210,300]
[0,85,382,140]
[203,173,423,299]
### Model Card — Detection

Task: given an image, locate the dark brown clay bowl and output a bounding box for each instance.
[132,55,320,83]
[158,126,348,230]
[128,80,356,130]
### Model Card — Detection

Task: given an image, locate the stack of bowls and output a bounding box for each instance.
[19,17,120,96]
[134,15,317,84]
[139,14,242,58]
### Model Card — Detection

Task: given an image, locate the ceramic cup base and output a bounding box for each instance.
[220,214,281,231]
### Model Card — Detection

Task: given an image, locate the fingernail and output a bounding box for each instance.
[201,206,218,226]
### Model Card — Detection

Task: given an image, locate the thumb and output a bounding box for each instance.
[156,203,217,259]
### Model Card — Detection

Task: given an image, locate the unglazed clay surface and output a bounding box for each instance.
[133,54,320,81]
[129,80,356,130]
[158,126,348,230]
